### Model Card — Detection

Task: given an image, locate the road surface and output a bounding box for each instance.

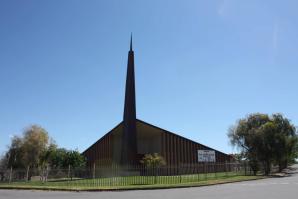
[1,166,297,199]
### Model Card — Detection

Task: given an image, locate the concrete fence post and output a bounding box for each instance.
[68,165,70,180]
[93,163,96,179]
[9,166,12,183]
[26,166,30,182]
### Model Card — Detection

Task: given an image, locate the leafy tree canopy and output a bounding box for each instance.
[1,124,86,170]
[228,113,298,175]
[140,153,166,168]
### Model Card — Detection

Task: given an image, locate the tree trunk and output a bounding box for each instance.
[264,161,271,175]
[279,160,288,172]
[249,161,258,176]
[278,162,283,172]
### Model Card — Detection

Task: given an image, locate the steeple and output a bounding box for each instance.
[130,33,133,51]
[121,35,138,165]
[123,34,136,123]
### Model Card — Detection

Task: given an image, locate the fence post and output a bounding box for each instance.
[26,166,30,182]
[225,161,227,177]
[9,166,12,183]
[68,165,70,179]
[244,162,247,175]
[179,166,182,184]
[214,163,217,179]
[109,167,112,187]
[197,164,200,182]
[45,165,49,183]
[204,163,207,180]
[93,163,96,179]
[154,166,157,184]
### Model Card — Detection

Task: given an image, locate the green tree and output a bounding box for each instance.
[3,125,54,180]
[228,113,298,175]
[270,114,297,171]
[5,136,24,169]
[64,150,86,169]
[257,121,277,174]
[22,125,51,180]
[140,153,166,182]
[140,153,166,168]
[3,124,87,181]
[39,143,57,182]
[40,147,86,170]
[47,148,68,169]
[228,113,270,175]
[62,150,86,180]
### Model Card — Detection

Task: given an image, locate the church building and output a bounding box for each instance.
[82,37,232,167]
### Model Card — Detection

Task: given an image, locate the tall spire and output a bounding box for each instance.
[123,35,136,123]
[130,33,133,51]
[121,36,138,165]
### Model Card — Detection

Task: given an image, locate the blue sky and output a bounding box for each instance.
[0,0,298,155]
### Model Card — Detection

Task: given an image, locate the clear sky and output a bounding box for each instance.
[0,0,297,155]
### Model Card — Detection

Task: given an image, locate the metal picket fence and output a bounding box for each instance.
[0,162,253,188]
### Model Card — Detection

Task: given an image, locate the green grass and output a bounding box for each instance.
[0,171,264,191]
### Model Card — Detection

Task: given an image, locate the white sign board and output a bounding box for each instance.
[198,150,216,162]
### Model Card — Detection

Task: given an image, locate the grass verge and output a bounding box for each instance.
[0,175,265,191]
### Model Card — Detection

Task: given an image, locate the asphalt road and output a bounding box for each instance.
[1,167,298,199]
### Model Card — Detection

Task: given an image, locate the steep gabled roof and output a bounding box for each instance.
[82,118,230,157]
[136,119,230,156]
[82,121,123,155]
